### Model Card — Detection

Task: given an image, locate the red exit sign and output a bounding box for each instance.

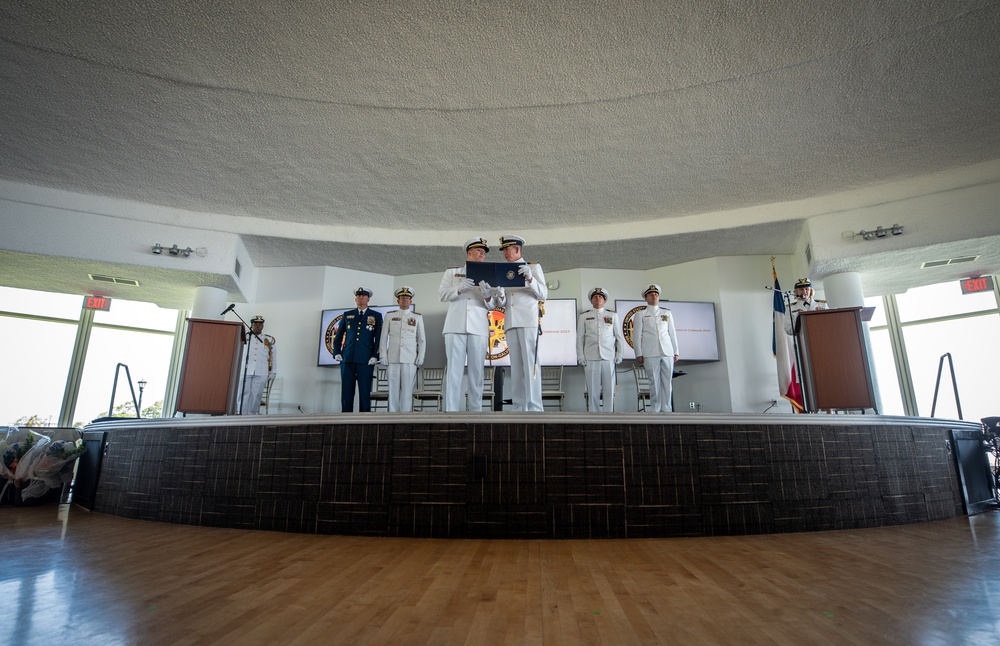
[83,295,112,311]
[960,276,994,295]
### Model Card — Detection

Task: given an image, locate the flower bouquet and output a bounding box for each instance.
[1,427,51,502]
[0,426,50,482]
[19,438,88,501]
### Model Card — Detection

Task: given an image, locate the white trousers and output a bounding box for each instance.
[239,374,266,415]
[387,363,417,412]
[507,327,543,412]
[584,360,616,413]
[645,355,674,413]
[444,333,486,412]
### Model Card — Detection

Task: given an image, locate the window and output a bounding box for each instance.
[1,287,180,426]
[867,278,999,421]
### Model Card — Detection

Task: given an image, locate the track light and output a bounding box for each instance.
[153,243,203,257]
[852,224,903,241]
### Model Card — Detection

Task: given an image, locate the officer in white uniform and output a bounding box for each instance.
[496,235,548,412]
[783,277,829,335]
[239,315,276,415]
[633,285,679,413]
[576,287,625,413]
[379,286,426,412]
[439,237,503,411]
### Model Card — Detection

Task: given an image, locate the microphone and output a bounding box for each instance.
[220,303,236,316]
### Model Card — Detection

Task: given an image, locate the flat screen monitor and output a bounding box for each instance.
[318,305,397,366]
[614,300,720,361]
[485,298,578,367]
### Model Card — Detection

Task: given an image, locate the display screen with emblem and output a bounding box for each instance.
[484,298,578,366]
[614,300,720,362]
[317,305,396,366]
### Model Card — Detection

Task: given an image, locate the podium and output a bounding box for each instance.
[176,319,245,414]
[795,307,877,412]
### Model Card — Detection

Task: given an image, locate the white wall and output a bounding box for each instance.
[250,256,794,415]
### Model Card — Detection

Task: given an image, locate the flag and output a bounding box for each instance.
[772,268,804,412]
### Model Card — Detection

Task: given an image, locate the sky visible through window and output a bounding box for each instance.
[1,286,178,426]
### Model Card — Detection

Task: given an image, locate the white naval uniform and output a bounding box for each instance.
[633,306,678,413]
[783,299,829,336]
[379,307,426,412]
[496,260,548,412]
[439,267,501,411]
[239,332,276,415]
[576,308,625,412]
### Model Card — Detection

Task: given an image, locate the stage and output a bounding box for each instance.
[78,413,978,539]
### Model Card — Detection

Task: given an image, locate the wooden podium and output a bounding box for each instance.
[176,319,245,414]
[795,307,877,412]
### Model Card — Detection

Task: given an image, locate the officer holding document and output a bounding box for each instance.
[439,237,503,411]
[496,235,547,412]
[576,288,625,413]
[379,286,426,412]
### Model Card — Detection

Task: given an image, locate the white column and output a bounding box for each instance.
[192,285,228,320]
[823,272,864,308]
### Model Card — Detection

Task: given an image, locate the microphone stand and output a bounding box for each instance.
[225,307,264,415]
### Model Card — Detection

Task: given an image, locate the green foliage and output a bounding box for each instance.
[99,400,164,419]
[13,414,49,427]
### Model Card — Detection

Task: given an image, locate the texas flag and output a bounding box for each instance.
[772,270,804,412]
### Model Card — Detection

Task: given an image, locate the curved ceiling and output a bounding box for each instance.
[1,0,999,282]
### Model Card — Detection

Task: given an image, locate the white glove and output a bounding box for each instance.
[517,265,532,279]
[334,354,343,361]
[578,358,587,367]
[415,359,423,367]
[368,357,378,366]
[379,356,388,366]
[459,278,475,292]
[615,357,623,365]
[479,281,493,298]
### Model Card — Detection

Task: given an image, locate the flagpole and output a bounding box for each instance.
[770,258,809,413]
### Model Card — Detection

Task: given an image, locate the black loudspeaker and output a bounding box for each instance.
[950,429,998,515]
[73,430,108,511]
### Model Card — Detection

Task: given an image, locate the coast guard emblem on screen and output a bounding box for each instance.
[621,305,644,351]
[324,315,344,357]
[487,308,509,361]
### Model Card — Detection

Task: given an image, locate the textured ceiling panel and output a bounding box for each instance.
[1,0,999,296]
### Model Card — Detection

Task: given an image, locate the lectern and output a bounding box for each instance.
[795,307,877,412]
[176,319,245,414]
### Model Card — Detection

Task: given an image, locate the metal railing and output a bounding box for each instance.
[930,352,963,420]
[108,363,142,419]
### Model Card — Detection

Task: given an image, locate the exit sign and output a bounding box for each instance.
[83,295,112,311]
[960,276,994,295]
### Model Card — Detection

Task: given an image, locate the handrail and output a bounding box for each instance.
[930,352,963,420]
[108,363,142,419]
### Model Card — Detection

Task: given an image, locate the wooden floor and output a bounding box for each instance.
[4,506,1000,646]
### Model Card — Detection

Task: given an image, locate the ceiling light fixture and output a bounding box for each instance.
[153,243,203,257]
[852,224,903,241]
